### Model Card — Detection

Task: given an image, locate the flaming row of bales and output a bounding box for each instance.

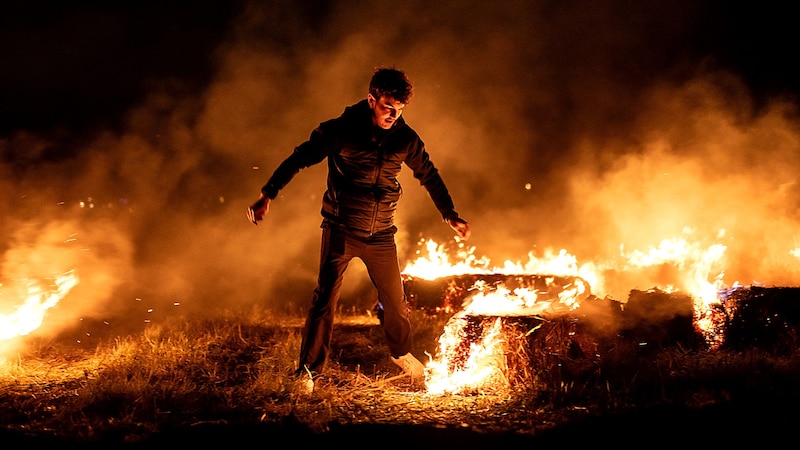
[401,239,800,395]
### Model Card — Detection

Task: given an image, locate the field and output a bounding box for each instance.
[2,298,800,449]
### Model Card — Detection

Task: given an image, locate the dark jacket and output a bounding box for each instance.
[261,99,460,237]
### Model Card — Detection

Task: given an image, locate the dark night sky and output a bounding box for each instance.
[1,0,799,337]
[0,0,800,135]
[0,0,240,135]
[1,1,797,136]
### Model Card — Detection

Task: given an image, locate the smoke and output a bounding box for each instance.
[1,0,798,340]
[569,76,800,291]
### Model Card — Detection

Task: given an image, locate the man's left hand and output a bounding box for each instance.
[446,217,470,240]
[247,194,270,225]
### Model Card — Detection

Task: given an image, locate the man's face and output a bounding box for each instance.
[368,94,405,129]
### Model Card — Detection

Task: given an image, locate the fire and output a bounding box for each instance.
[405,240,593,395]
[407,233,736,394]
[620,235,727,306]
[402,239,491,279]
[0,271,79,342]
[424,283,585,395]
[403,238,600,291]
[425,314,509,395]
[619,234,728,345]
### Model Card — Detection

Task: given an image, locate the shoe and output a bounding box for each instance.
[293,371,314,396]
[391,352,425,380]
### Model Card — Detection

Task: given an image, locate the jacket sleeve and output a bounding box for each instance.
[261,127,330,199]
[405,136,460,221]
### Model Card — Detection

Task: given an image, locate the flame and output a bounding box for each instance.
[403,239,597,394]
[408,233,740,393]
[402,239,491,279]
[620,236,727,305]
[403,238,601,291]
[619,235,728,344]
[0,271,79,341]
[424,280,585,395]
[425,314,509,395]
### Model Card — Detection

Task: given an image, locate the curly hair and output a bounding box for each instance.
[369,67,413,104]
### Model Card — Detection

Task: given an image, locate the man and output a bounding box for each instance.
[247,67,470,393]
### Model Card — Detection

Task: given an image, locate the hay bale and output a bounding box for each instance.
[719,286,800,352]
[617,289,705,352]
[454,314,578,390]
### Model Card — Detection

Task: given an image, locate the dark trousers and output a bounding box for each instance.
[296,222,412,375]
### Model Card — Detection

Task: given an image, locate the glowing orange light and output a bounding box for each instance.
[425,314,509,395]
[424,281,585,395]
[619,235,727,344]
[402,238,599,288]
[407,233,740,393]
[406,240,593,394]
[0,271,79,341]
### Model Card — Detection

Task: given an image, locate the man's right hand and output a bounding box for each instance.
[247,194,271,225]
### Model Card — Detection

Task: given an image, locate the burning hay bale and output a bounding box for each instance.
[420,277,591,395]
[402,273,592,313]
[717,286,800,352]
[408,269,800,399]
[415,282,718,395]
[615,289,706,352]
[424,311,582,395]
